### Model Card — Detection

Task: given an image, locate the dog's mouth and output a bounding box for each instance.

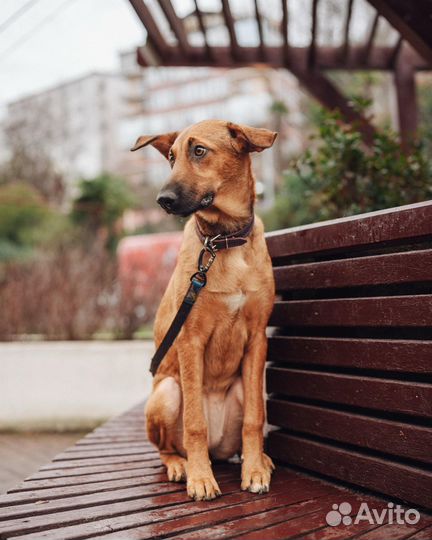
[157,190,215,217]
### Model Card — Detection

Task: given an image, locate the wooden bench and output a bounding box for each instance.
[0,201,431,539]
[265,200,432,511]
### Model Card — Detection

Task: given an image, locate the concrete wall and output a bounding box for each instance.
[0,341,154,431]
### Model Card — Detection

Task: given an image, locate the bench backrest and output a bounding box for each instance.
[265,200,432,510]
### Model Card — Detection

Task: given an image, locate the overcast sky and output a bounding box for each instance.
[0,0,146,114]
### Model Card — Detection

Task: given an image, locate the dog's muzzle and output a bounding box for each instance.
[157,190,178,213]
[157,187,214,216]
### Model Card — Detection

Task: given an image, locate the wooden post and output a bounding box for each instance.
[394,44,418,149]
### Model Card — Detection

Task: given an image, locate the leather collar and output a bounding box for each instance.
[195,215,255,251]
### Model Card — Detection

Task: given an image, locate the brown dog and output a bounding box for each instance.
[131,120,277,501]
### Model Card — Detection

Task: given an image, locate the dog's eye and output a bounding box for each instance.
[193,145,207,158]
[168,150,175,166]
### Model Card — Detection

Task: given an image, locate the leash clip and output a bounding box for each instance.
[198,235,219,273]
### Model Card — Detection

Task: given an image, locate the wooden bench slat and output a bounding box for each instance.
[53,447,156,460]
[30,460,163,480]
[407,525,432,540]
[266,367,432,417]
[267,431,432,509]
[273,249,432,291]
[9,467,166,491]
[267,399,432,463]
[40,454,160,470]
[0,474,171,507]
[6,474,310,540]
[269,295,432,327]
[160,493,378,540]
[266,200,432,261]
[267,336,432,373]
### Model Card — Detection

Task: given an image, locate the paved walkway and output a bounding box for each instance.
[0,433,85,494]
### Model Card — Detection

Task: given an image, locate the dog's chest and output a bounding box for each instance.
[224,291,247,313]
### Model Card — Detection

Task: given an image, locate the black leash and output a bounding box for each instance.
[149,216,254,376]
[149,237,216,376]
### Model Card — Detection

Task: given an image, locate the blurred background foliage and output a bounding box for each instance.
[263,72,432,230]
[263,106,432,230]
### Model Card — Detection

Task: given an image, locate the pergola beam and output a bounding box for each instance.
[253,0,266,60]
[366,0,432,64]
[157,0,191,57]
[221,0,241,60]
[135,44,429,71]
[129,0,168,60]
[342,0,354,64]
[308,0,319,69]
[394,43,418,149]
[193,0,212,61]
[362,12,379,63]
[291,67,376,145]
[281,0,289,65]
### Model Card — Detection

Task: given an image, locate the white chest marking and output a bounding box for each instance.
[225,292,247,312]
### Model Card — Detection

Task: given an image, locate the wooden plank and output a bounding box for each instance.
[268,431,432,509]
[40,487,342,540]
[9,467,166,491]
[0,474,170,507]
[164,493,378,540]
[32,460,163,479]
[0,481,185,519]
[269,295,432,328]
[40,454,160,470]
[265,200,432,261]
[346,521,432,540]
[267,336,432,373]
[273,249,432,292]
[298,521,382,540]
[408,525,432,539]
[266,367,432,417]
[0,477,244,539]
[52,447,157,460]
[267,399,432,463]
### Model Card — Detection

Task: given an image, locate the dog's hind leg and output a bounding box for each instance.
[145,376,186,482]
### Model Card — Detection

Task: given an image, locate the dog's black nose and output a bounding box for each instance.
[157,190,178,212]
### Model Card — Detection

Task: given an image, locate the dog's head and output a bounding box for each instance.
[130,120,277,217]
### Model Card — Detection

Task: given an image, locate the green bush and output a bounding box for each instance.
[72,173,135,250]
[264,108,432,230]
[0,182,53,260]
[72,173,134,228]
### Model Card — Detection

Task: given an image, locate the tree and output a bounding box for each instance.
[0,182,53,260]
[72,173,135,249]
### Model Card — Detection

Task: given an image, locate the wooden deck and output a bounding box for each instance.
[0,402,430,540]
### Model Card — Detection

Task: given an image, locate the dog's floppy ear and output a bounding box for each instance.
[227,122,277,153]
[130,131,179,159]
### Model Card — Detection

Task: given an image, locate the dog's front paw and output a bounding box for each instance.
[186,472,222,501]
[241,452,275,494]
[165,455,187,482]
